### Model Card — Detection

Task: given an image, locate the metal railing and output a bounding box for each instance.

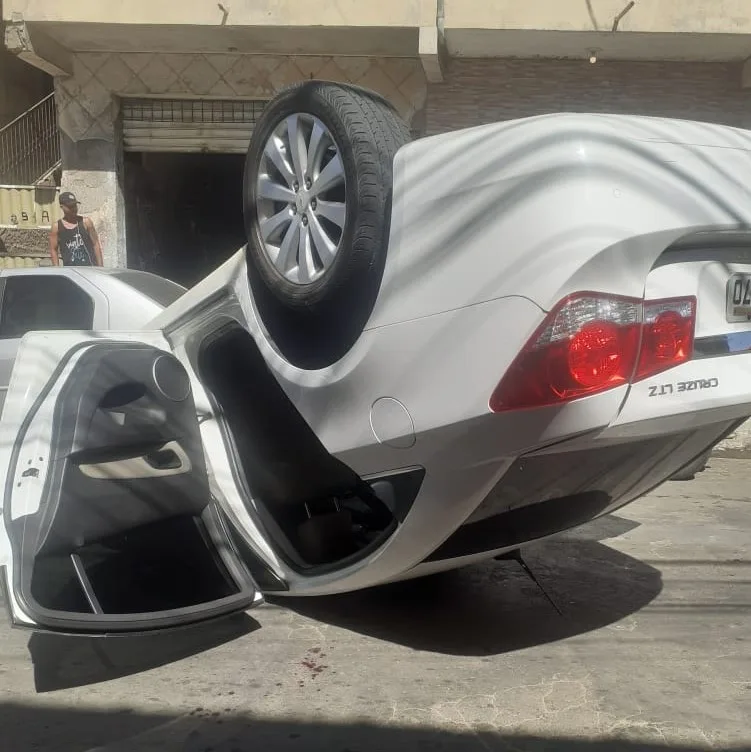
[0,93,60,185]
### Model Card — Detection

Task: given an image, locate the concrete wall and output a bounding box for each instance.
[7,0,751,36]
[0,227,51,265]
[445,1,751,34]
[0,46,51,127]
[3,0,436,27]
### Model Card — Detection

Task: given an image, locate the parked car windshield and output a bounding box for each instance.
[106,270,187,307]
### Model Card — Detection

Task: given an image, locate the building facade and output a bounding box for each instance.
[4,1,751,276]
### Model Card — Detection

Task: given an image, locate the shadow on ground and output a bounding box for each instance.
[26,613,260,693]
[0,701,743,752]
[278,516,659,656]
[19,515,656,689]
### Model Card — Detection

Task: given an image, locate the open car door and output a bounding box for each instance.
[0,331,262,635]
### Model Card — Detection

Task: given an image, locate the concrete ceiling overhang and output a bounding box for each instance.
[31,22,751,63]
[19,21,421,58]
[4,19,449,82]
[18,20,751,63]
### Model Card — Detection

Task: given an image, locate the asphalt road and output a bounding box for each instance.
[1,459,749,752]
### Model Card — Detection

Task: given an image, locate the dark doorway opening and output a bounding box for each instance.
[124,152,246,288]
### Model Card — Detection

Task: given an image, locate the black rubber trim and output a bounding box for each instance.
[659,231,751,255]
[426,491,612,562]
[218,509,289,593]
[693,331,751,359]
[363,466,425,523]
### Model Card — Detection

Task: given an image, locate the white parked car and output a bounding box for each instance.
[0,266,187,412]
[1,81,750,638]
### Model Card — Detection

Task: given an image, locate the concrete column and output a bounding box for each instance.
[418,0,447,84]
[54,79,126,268]
[59,135,126,268]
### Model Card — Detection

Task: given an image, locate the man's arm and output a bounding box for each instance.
[85,217,104,266]
[49,222,60,266]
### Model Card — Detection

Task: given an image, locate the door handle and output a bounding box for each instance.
[77,441,192,480]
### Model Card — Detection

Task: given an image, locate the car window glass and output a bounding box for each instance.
[0,275,95,340]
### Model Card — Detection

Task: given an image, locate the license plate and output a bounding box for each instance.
[726,274,751,322]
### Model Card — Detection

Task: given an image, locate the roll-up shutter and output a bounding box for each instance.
[121,98,266,154]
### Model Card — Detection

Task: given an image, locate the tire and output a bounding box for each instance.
[243,80,411,369]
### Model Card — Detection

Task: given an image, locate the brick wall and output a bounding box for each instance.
[426,59,751,134]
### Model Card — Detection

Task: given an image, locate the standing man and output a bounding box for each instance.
[49,191,104,267]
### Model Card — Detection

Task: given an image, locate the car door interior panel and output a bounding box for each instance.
[5,342,258,633]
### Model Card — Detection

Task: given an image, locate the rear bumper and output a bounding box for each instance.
[423,418,739,564]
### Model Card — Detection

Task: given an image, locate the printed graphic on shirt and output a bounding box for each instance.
[63,226,93,265]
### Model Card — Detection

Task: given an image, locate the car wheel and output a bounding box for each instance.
[243,80,411,369]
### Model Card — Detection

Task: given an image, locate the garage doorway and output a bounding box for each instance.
[121,98,265,287]
[124,151,246,287]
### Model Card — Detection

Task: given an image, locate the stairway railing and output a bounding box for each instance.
[0,93,60,185]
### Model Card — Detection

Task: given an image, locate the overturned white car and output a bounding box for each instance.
[2,80,751,636]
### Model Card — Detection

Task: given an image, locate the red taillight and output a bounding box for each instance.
[635,298,696,381]
[489,293,696,413]
[568,321,629,388]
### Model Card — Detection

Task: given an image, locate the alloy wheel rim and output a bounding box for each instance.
[256,113,347,285]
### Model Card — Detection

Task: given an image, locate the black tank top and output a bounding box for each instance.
[57,217,95,266]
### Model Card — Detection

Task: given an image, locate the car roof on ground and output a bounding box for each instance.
[0,266,188,307]
[0,266,186,287]
[1,266,163,279]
